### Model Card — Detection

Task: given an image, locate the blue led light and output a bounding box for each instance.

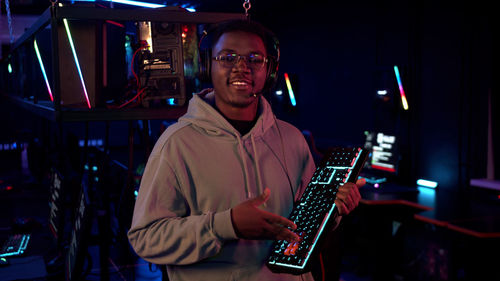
[417,179,438,188]
[107,0,166,8]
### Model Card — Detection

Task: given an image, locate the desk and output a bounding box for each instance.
[354,184,500,281]
[412,188,500,238]
[341,185,432,280]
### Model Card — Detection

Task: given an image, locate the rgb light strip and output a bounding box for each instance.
[33,40,54,101]
[393,65,409,110]
[63,18,91,108]
[284,73,296,107]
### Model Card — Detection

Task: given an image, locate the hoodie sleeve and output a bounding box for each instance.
[127,148,238,265]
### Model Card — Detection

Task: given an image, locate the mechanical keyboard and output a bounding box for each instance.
[267,147,368,274]
[0,234,30,258]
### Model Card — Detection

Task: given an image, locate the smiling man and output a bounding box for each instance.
[211,29,267,119]
[128,20,364,281]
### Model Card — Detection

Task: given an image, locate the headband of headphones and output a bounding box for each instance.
[198,19,280,94]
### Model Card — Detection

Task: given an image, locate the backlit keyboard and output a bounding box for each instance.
[267,147,368,274]
[0,234,30,258]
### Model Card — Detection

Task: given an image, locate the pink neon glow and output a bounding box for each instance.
[106,20,125,28]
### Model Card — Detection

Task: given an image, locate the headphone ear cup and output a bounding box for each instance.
[199,48,212,84]
[262,33,280,93]
[263,57,279,93]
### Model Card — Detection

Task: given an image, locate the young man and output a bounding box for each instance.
[128,20,364,281]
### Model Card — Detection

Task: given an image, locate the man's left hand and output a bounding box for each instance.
[335,178,366,216]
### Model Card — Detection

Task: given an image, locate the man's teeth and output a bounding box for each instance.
[231,81,248,85]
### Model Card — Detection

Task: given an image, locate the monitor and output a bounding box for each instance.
[361,131,400,184]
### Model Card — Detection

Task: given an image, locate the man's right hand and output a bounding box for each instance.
[231,188,299,242]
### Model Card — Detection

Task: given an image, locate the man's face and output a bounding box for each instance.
[211,31,268,109]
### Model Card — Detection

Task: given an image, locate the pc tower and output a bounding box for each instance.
[137,21,197,107]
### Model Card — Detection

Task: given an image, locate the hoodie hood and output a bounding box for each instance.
[178,90,277,199]
[178,90,276,141]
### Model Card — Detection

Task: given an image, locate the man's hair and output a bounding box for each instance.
[209,19,278,57]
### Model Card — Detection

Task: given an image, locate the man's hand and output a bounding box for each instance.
[335,178,366,216]
[231,188,299,242]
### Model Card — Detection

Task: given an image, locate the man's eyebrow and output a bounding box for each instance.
[216,49,236,54]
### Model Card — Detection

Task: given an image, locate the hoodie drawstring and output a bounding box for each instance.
[236,135,252,198]
[251,134,264,198]
[236,134,264,199]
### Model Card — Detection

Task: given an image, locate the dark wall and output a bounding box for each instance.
[205,0,494,190]
[2,1,494,191]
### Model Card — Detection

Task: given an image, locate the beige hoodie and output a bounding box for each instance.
[128,90,315,281]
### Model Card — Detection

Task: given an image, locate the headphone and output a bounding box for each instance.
[198,20,280,95]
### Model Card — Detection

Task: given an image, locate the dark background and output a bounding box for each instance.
[1,0,497,191]
[0,1,498,281]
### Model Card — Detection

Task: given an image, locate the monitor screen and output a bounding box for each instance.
[362,131,400,182]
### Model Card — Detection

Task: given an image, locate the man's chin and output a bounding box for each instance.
[228,98,257,108]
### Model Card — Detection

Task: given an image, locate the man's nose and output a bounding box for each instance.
[233,56,250,70]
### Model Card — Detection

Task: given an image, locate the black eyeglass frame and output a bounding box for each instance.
[212,53,269,70]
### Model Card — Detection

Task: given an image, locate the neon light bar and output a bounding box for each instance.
[8,63,12,73]
[74,0,195,10]
[105,20,125,28]
[107,0,166,8]
[284,73,296,106]
[371,164,396,173]
[417,179,438,188]
[394,65,408,110]
[63,18,91,108]
[34,40,54,102]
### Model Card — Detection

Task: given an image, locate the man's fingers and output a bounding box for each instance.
[275,226,299,242]
[356,177,366,187]
[261,210,299,241]
[263,211,296,230]
[264,220,299,242]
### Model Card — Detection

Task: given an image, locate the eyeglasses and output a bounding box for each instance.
[212,53,268,70]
